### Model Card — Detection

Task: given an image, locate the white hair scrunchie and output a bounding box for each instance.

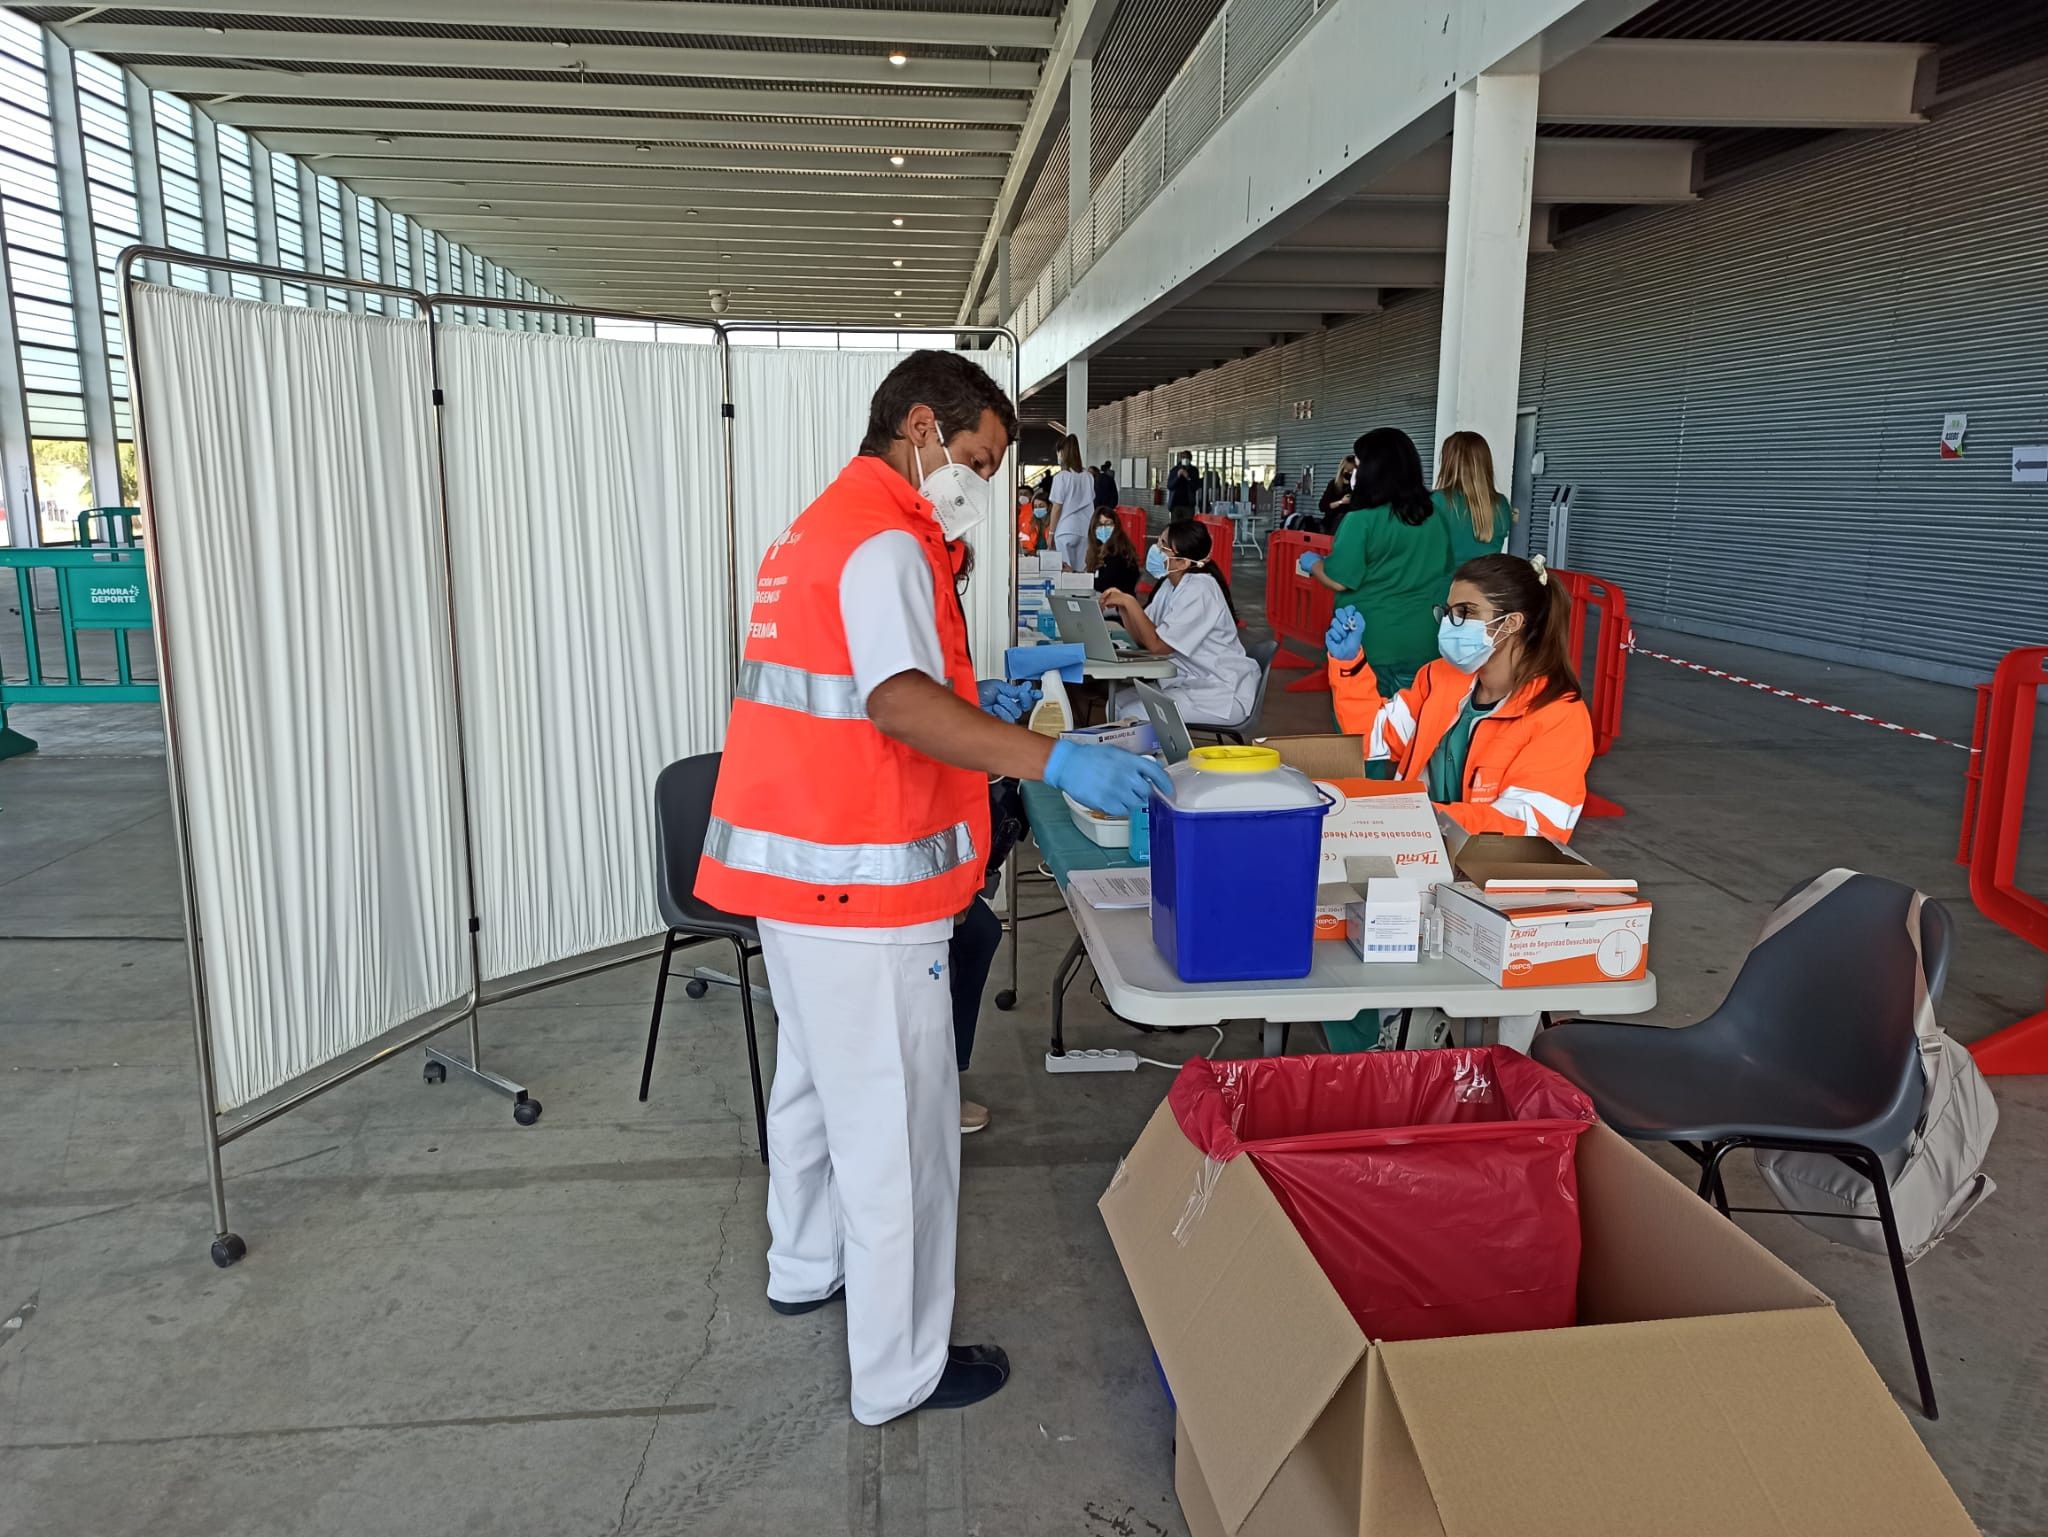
[1530,552,1550,586]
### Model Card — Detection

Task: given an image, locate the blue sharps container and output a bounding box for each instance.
[1148,745,1327,982]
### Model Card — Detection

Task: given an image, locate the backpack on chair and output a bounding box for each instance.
[1755,871,1998,1262]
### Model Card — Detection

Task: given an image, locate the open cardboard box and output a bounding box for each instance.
[1101,1101,1974,1537]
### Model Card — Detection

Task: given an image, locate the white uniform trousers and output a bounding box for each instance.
[1053,519,1090,574]
[757,923,960,1425]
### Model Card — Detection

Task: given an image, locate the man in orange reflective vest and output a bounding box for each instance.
[698,352,1170,1425]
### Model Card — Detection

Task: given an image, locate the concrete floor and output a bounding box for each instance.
[3,556,2047,1536]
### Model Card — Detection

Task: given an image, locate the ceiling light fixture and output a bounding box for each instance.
[892,259,904,268]
[893,289,903,297]
[477,202,491,210]
[204,23,225,34]
[889,154,906,167]
[686,208,699,217]
[634,143,652,153]
[894,311,903,319]
[552,38,570,48]
[887,50,908,67]
[721,253,731,261]
[891,217,904,227]
[374,136,393,146]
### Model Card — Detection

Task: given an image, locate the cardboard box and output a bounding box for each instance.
[1103,1102,1975,1537]
[1438,880,1651,987]
[1260,738,1453,939]
[1060,719,1160,756]
[1454,832,1632,892]
[1345,878,1423,963]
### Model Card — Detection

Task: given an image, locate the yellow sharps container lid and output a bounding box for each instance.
[1186,744,1283,774]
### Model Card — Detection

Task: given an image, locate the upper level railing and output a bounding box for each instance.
[1010,0,1333,341]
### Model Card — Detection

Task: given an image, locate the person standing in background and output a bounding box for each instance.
[1165,450,1200,513]
[1433,431,1514,567]
[1296,427,1452,697]
[1049,434,1096,572]
[1318,454,1358,533]
[1093,460,1119,514]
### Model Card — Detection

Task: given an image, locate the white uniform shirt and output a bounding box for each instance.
[760,529,958,946]
[1146,572,1258,723]
[1049,468,1096,541]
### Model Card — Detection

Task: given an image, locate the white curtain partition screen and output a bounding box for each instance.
[728,345,1016,675]
[437,327,732,982]
[132,287,469,1111]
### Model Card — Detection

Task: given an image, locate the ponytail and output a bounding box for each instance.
[1161,518,1237,619]
[1455,552,1578,710]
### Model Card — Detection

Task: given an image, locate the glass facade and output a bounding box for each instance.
[0,11,568,547]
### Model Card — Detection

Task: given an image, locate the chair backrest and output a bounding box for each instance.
[653,753,749,935]
[1776,877,1954,1007]
[1723,873,1938,1136]
[1240,637,1281,732]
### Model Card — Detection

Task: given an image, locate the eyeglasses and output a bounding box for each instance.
[1433,603,1499,628]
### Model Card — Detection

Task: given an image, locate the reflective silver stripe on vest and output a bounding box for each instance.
[736,658,867,721]
[704,816,977,888]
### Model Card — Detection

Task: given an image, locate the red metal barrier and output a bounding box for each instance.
[1195,513,1233,585]
[1115,504,1149,554]
[1964,646,2048,1075]
[1548,569,1631,818]
[1957,683,1994,866]
[1264,529,1335,694]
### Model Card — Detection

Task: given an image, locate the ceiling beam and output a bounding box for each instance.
[421,209,981,241]
[133,66,1031,127]
[1266,203,1553,255]
[320,164,1000,199]
[57,22,1042,90]
[1230,252,1449,287]
[208,104,1017,154]
[79,0,1056,51]
[496,266,960,292]
[957,0,1122,323]
[1540,39,1929,129]
[1351,136,1697,204]
[1125,312,1331,333]
[262,136,1010,179]
[1180,285,1383,313]
[359,182,992,219]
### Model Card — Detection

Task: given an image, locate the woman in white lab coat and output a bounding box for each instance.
[1102,519,1259,725]
[1048,433,1096,573]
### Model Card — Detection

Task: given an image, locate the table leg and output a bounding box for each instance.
[1498,1014,1541,1053]
[1260,1021,1291,1057]
[995,850,1020,1011]
[1047,934,1087,1056]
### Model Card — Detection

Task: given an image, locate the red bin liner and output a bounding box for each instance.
[1168,1049,1597,1342]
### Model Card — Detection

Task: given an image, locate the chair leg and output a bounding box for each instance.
[638,930,679,1102]
[733,937,769,1166]
[1695,1142,1733,1216]
[1860,1148,1938,1420]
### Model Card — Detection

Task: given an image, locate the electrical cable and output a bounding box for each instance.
[1135,1026,1226,1069]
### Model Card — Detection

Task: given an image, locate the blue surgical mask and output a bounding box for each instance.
[1144,546,1170,580]
[1437,613,1500,673]
[1095,525,1114,544]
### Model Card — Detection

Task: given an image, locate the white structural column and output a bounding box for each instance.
[249,144,281,303]
[0,202,35,549]
[44,36,123,506]
[1432,70,1540,483]
[1064,54,1093,458]
[124,67,168,285]
[191,107,229,297]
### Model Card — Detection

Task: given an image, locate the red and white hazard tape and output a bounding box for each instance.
[1625,636,1979,753]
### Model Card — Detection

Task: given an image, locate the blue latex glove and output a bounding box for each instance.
[977,678,1038,724]
[1325,606,1364,662]
[1296,551,1320,578]
[1044,740,1174,818]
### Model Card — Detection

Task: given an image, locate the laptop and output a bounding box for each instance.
[1050,592,1149,662]
[1130,680,1194,765]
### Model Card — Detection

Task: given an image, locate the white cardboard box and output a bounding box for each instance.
[1345,878,1423,963]
[1437,880,1652,987]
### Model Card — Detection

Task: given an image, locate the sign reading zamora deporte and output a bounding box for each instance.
[61,563,152,628]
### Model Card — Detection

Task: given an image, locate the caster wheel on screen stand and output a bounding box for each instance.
[422,1059,447,1085]
[513,1098,542,1127]
[995,989,1017,1012]
[210,1233,247,1268]
[685,978,710,1000]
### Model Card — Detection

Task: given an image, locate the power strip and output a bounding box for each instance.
[1045,1048,1139,1074]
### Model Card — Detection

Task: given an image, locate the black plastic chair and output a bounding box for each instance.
[639,754,767,1164]
[1530,872,1951,1418]
[1184,636,1281,745]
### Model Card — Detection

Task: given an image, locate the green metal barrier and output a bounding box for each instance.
[0,547,159,761]
[74,505,143,548]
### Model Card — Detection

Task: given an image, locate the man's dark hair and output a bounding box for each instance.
[859,350,1019,457]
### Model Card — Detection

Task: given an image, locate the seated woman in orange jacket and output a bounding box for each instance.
[1326,553,1592,842]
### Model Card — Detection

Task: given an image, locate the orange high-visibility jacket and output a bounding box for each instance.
[696,455,989,926]
[1328,653,1594,842]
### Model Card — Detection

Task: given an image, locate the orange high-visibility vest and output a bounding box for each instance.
[696,455,990,926]
[1328,654,1593,842]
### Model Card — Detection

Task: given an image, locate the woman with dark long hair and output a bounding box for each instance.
[1324,552,1591,842]
[1084,506,1142,594]
[1099,519,1257,724]
[1297,427,1452,694]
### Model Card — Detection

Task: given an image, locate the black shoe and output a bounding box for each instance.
[917,1344,1010,1412]
[768,1285,844,1316]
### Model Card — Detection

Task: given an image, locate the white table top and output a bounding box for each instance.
[1066,889,1658,1026]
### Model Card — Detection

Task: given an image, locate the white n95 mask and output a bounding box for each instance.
[917,440,990,541]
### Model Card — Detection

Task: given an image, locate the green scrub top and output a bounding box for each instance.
[1319,503,1453,682]
[1425,690,1499,803]
[1434,490,1512,570]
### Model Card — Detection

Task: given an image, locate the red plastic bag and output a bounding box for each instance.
[1168,1049,1597,1342]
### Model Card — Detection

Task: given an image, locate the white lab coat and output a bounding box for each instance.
[1049,468,1095,571]
[1115,571,1258,724]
